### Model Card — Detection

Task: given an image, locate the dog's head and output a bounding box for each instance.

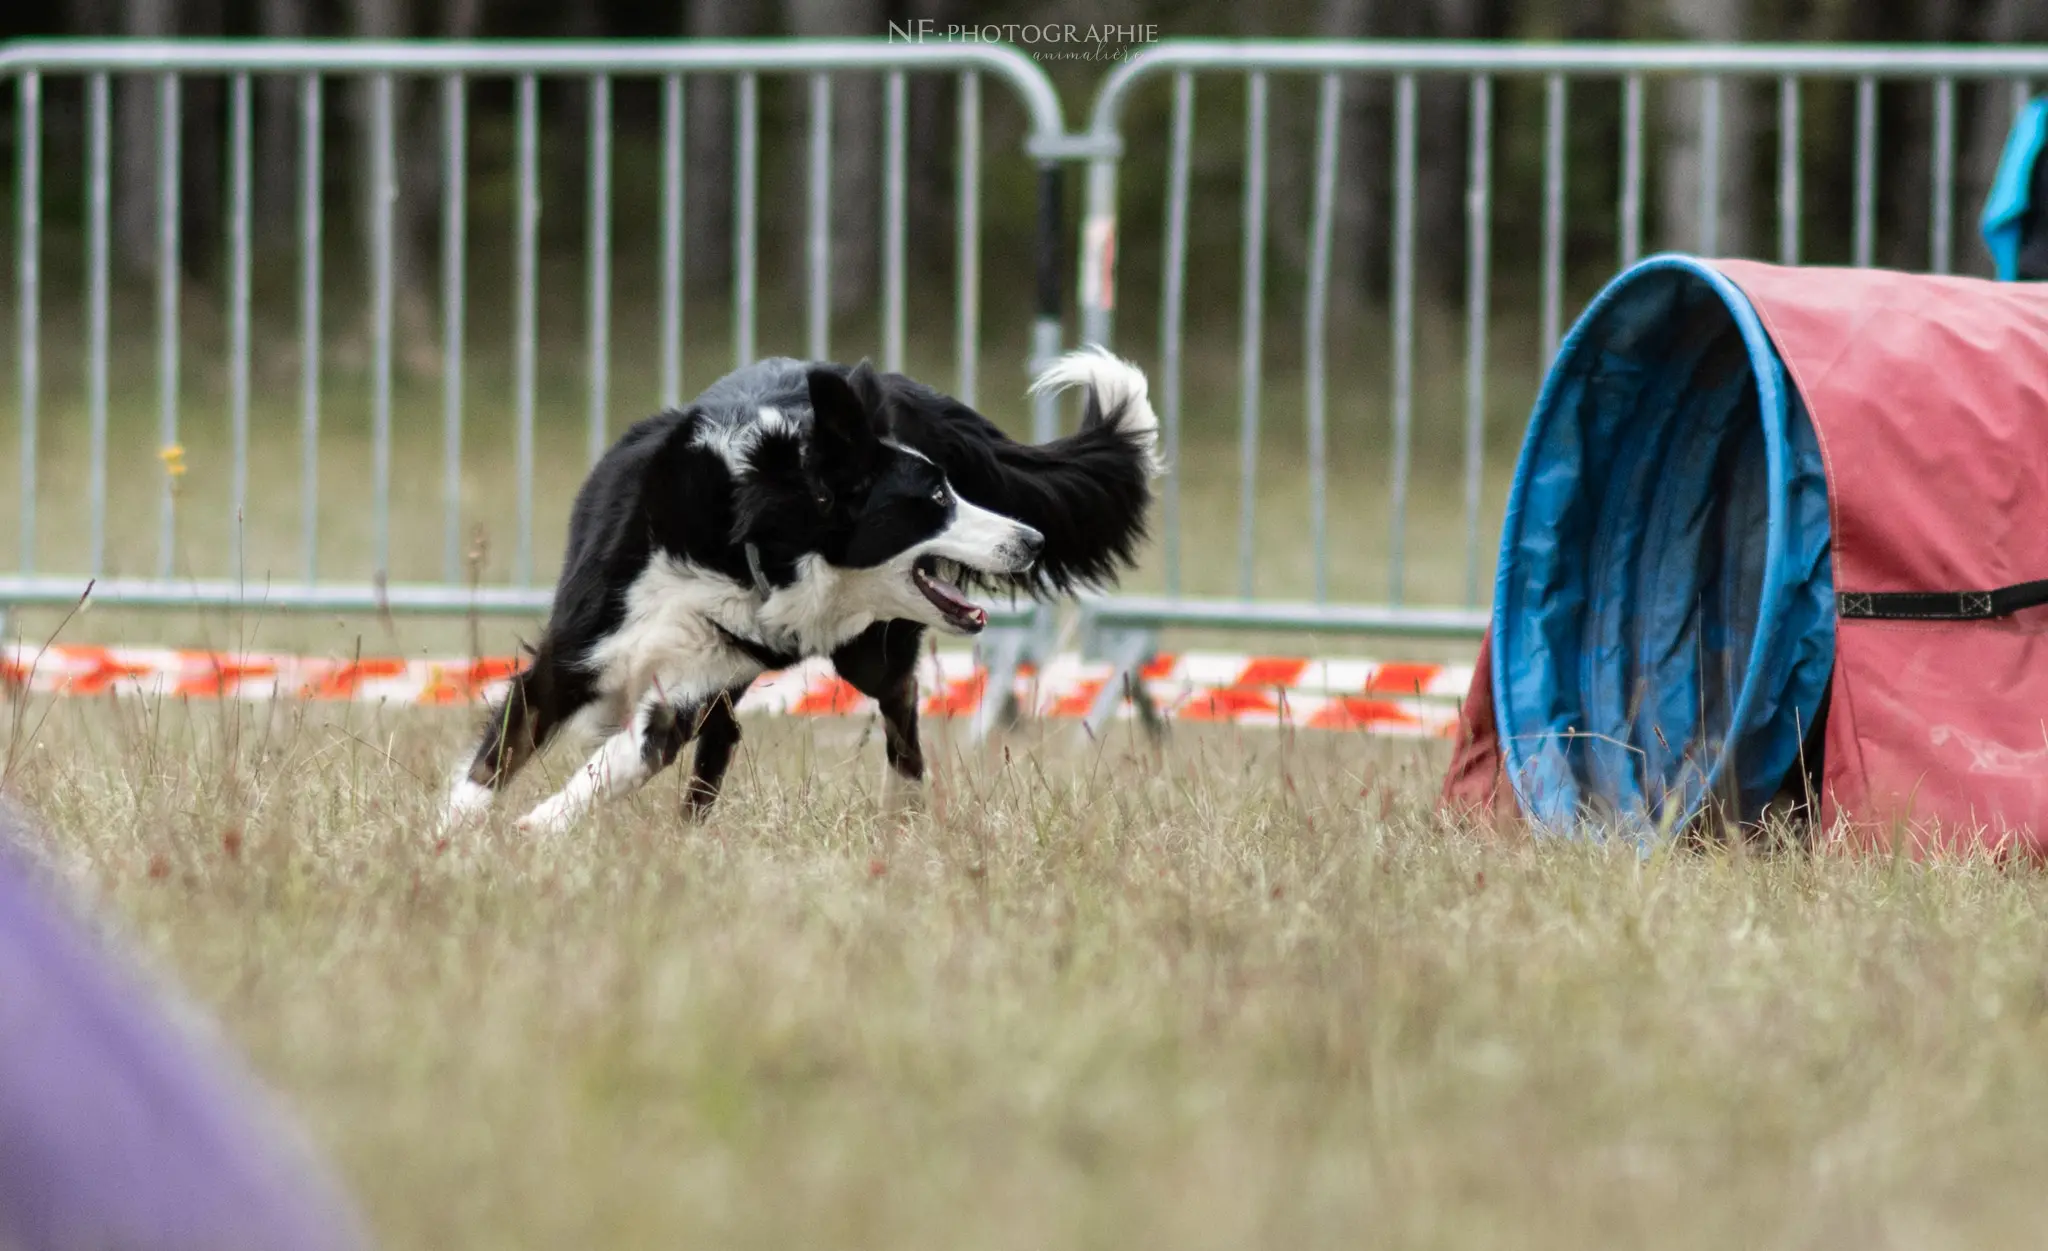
[729,363,1042,636]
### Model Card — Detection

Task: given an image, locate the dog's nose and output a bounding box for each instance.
[1016,526,1045,562]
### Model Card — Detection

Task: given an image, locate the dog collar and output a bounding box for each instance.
[712,620,802,671]
[742,542,774,601]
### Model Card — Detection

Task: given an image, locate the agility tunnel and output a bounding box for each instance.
[1443,255,2048,854]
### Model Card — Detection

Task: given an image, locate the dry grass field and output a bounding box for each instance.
[8,693,2048,1250]
[6,308,2048,1247]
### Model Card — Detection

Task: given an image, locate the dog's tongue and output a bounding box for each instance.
[915,568,986,629]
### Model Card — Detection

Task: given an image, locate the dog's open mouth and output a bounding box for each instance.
[913,557,987,633]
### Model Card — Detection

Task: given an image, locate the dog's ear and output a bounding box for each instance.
[846,360,892,438]
[806,365,885,480]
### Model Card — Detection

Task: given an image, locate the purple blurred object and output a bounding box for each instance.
[0,805,370,1251]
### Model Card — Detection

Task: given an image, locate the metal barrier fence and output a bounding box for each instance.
[1062,41,2048,731]
[0,39,1078,635]
[8,40,2048,736]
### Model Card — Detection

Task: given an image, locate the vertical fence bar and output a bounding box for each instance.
[1699,75,1721,255]
[2017,80,2035,122]
[86,73,109,576]
[1303,73,1339,605]
[806,73,831,363]
[883,71,907,373]
[1540,73,1566,372]
[1076,155,1114,355]
[1236,72,1268,601]
[156,73,181,580]
[440,74,466,581]
[228,74,252,578]
[369,73,395,579]
[1159,72,1193,598]
[1778,75,1800,265]
[1032,162,1063,442]
[1389,73,1418,607]
[1464,73,1493,609]
[1853,75,1876,268]
[955,72,980,407]
[16,72,38,575]
[1619,73,1643,268]
[733,73,758,368]
[1930,76,1955,274]
[659,72,683,410]
[514,74,538,585]
[299,74,321,583]
[586,74,611,468]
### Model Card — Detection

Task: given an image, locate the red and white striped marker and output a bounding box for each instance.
[0,645,1472,737]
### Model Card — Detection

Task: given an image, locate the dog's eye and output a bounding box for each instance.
[931,486,949,506]
[812,490,832,511]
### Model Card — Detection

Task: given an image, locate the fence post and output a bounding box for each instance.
[1030,160,1064,440]
[970,157,1071,743]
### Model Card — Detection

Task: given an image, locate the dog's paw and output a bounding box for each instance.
[513,797,576,837]
[881,769,925,817]
[437,780,496,834]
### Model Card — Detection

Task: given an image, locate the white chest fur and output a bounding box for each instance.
[582,554,897,715]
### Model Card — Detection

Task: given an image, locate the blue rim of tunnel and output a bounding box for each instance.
[1490,254,1835,838]
[1982,97,2048,282]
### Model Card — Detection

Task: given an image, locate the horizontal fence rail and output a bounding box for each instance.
[1,39,1066,625]
[9,38,2048,735]
[1071,41,2048,692]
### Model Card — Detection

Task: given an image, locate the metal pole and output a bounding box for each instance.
[513,74,538,584]
[659,72,683,408]
[1389,72,1417,606]
[86,73,109,575]
[955,72,980,406]
[586,73,611,466]
[369,73,395,578]
[1464,74,1493,609]
[441,74,467,581]
[299,74,322,582]
[1236,72,1268,600]
[16,73,38,575]
[228,73,252,578]
[1303,73,1339,605]
[155,73,181,580]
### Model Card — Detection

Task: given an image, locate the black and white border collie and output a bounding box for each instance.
[442,347,1162,835]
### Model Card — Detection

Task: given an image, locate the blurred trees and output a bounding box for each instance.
[6,0,2041,340]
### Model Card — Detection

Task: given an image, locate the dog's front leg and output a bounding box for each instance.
[830,624,926,815]
[511,696,709,835]
[513,727,651,836]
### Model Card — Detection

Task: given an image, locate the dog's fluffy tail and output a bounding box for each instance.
[878,344,1162,597]
[1027,346,1166,480]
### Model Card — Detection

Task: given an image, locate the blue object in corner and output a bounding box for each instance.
[1490,256,1836,843]
[1983,98,2048,282]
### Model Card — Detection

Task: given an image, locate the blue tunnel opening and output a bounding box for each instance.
[1490,256,1837,836]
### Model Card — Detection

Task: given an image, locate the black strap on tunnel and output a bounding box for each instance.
[1837,578,2048,621]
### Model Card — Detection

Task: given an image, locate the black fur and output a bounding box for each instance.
[453,353,1156,824]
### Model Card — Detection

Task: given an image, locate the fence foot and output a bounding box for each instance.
[969,624,1031,743]
[1082,626,1163,743]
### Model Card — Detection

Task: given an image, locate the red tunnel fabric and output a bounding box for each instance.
[1718,262,2048,854]
[1440,629,1516,824]
[1444,262,2048,855]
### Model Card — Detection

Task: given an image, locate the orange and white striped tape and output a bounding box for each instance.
[0,645,1473,737]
